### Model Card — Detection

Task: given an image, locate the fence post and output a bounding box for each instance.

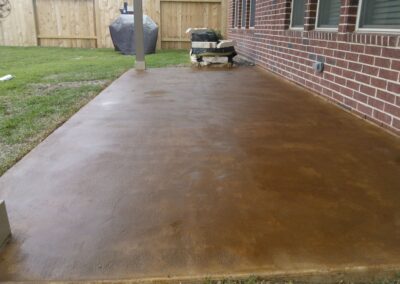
[93,0,99,48]
[32,0,40,46]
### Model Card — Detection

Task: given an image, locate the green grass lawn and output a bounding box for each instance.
[0,47,189,176]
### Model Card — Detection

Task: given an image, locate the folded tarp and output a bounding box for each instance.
[190,30,220,42]
[191,47,236,57]
[217,40,235,48]
[191,41,218,48]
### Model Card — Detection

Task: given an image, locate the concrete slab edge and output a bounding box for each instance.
[4,264,400,284]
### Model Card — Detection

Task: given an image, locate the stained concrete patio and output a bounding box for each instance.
[0,67,399,281]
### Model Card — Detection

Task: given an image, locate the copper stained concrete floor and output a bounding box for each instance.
[0,67,400,281]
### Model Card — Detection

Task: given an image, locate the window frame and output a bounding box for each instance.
[290,0,305,30]
[234,0,240,28]
[241,0,247,29]
[356,0,400,33]
[232,0,236,28]
[315,0,340,31]
[249,0,256,29]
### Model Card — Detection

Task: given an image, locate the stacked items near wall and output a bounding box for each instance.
[187,28,236,67]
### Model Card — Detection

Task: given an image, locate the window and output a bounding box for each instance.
[234,0,240,28]
[232,0,236,27]
[250,0,256,27]
[316,0,341,29]
[241,0,247,28]
[291,0,305,29]
[358,0,400,30]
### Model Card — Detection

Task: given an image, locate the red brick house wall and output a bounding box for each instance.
[228,0,400,135]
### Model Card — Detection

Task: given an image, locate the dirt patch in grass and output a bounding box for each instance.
[29,80,108,95]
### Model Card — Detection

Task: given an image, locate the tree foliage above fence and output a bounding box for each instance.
[0,0,12,19]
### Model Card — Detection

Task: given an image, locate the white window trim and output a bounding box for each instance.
[315,0,339,31]
[356,0,400,33]
[249,0,255,28]
[290,0,304,30]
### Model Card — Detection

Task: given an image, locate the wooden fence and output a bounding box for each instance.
[145,0,226,49]
[0,0,226,49]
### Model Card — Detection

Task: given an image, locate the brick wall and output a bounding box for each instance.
[228,0,400,135]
